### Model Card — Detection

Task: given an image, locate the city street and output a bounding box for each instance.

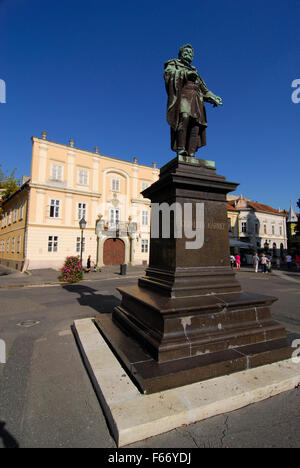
[0,268,300,448]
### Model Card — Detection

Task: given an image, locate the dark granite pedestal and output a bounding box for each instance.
[95,156,292,394]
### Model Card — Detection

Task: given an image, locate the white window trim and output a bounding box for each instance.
[48,235,58,253]
[109,208,120,227]
[111,178,120,192]
[141,210,149,226]
[17,235,21,253]
[77,168,89,186]
[49,198,61,219]
[13,206,17,223]
[77,202,87,221]
[76,236,85,253]
[51,163,64,181]
[141,239,149,253]
[19,201,24,220]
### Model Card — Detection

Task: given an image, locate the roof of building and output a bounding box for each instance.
[227,198,285,215]
[287,201,298,223]
[226,202,237,211]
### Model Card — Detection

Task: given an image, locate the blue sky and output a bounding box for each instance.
[0,0,299,211]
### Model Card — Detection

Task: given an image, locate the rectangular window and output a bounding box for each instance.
[264,224,267,235]
[13,206,17,223]
[279,226,282,236]
[51,164,63,181]
[76,236,85,253]
[50,199,60,218]
[8,210,12,225]
[142,210,149,226]
[112,179,120,192]
[272,225,275,235]
[17,235,21,253]
[6,238,10,253]
[141,239,149,253]
[109,209,120,226]
[78,202,87,220]
[48,236,58,252]
[241,222,247,233]
[19,201,24,220]
[11,237,15,253]
[78,169,88,185]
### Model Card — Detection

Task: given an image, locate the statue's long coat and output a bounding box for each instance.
[164,58,212,152]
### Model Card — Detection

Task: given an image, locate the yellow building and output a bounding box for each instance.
[0,181,30,270]
[25,132,159,269]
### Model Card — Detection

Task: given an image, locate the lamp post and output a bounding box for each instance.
[79,217,87,267]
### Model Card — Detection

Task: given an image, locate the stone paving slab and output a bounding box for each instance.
[73,318,300,447]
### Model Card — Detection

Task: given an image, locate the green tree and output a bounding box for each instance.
[0,165,21,199]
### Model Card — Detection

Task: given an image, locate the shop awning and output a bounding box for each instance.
[230,239,252,249]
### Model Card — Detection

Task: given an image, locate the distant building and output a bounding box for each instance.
[0,181,30,270]
[286,201,300,254]
[227,195,288,257]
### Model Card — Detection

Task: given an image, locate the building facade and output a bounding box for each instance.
[227,195,288,257]
[0,181,30,270]
[286,201,300,254]
[22,133,159,269]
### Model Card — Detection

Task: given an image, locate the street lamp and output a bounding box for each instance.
[79,217,87,266]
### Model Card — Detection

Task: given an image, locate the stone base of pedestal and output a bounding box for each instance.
[94,288,292,394]
[73,318,299,447]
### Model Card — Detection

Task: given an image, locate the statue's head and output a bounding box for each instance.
[178,44,194,63]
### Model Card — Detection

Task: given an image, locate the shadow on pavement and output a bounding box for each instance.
[0,421,19,448]
[62,284,120,315]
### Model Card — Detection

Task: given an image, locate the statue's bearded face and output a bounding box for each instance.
[180,47,194,63]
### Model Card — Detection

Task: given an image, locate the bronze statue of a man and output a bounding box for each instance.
[164,44,222,157]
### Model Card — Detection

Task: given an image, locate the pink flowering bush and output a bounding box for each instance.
[59,256,83,283]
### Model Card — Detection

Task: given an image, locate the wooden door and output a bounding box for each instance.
[103,238,125,265]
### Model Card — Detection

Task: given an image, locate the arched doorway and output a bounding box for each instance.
[103,238,125,265]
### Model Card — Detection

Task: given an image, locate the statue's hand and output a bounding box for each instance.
[213,95,223,106]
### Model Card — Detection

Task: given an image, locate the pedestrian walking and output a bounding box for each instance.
[286,254,292,270]
[276,256,281,270]
[252,253,260,273]
[261,254,267,273]
[86,255,91,273]
[230,254,235,270]
[235,254,241,270]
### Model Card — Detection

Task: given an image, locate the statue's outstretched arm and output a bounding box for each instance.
[199,76,222,107]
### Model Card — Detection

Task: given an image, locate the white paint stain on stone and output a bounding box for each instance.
[181,317,192,356]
